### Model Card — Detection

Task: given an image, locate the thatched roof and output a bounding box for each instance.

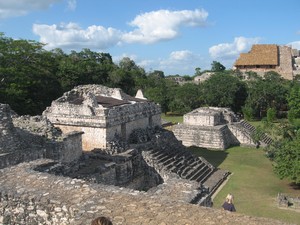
[235,44,278,66]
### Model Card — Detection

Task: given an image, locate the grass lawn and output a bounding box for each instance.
[189,146,300,225]
[161,114,183,124]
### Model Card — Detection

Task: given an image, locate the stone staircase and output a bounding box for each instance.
[142,143,230,205]
[239,120,273,145]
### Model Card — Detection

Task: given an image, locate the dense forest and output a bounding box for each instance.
[0,33,299,184]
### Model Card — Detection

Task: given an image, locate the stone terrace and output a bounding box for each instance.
[0,159,290,225]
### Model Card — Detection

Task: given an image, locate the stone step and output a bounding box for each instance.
[189,165,210,181]
[195,167,213,183]
[183,163,206,180]
[180,161,204,177]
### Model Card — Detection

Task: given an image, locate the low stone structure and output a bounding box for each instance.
[0,160,288,225]
[0,104,83,168]
[0,103,288,224]
[278,193,300,210]
[194,72,214,84]
[43,85,161,151]
[173,107,271,150]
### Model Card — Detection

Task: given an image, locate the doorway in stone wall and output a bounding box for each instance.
[121,123,126,141]
[149,116,153,127]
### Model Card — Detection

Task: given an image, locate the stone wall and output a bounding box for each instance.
[278,46,293,80]
[174,107,264,150]
[45,131,83,163]
[228,124,256,147]
[278,193,300,209]
[57,125,106,150]
[43,85,161,150]
[174,124,238,150]
[0,103,83,168]
[0,159,289,225]
[0,104,26,154]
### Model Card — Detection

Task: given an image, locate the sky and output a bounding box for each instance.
[0,0,299,76]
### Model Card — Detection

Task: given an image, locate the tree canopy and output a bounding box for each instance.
[1,33,300,184]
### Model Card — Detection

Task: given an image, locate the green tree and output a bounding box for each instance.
[0,34,62,115]
[56,49,114,92]
[266,107,277,123]
[195,67,201,76]
[107,57,146,95]
[144,77,175,113]
[200,72,247,112]
[244,72,289,119]
[273,134,300,184]
[211,61,226,72]
[168,83,201,114]
[287,84,300,118]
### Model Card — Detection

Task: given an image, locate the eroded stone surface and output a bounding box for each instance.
[43,85,161,150]
[0,160,291,225]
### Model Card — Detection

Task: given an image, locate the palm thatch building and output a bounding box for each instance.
[234,44,300,80]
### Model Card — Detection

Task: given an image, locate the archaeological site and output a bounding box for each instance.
[234,44,300,80]
[173,107,272,150]
[0,85,285,224]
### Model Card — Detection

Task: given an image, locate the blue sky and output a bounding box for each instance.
[0,0,299,76]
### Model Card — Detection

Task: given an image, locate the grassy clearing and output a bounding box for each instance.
[189,146,300,224]
[161,114,183,124]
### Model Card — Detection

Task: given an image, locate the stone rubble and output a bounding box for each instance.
[0,159,292,225]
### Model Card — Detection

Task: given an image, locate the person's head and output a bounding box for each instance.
[225,194,234,204]
[91,216,113,225]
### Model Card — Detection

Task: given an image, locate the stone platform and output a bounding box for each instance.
[0,159,290,225]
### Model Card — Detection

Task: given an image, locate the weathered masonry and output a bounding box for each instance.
[234,44,300,80]
[173,107,272,150]
[43,85,161,151]
[0,103,83,169]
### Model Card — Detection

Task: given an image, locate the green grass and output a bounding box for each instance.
[189,146,300,224]
[161,114,183,124]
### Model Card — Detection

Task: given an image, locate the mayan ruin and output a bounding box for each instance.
[173,107,272,150]
[1,82,297,224]
[43,85,161,151]
[234,44,300,80]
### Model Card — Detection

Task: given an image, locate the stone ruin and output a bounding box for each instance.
[0,103,83,169]
[277,193,300,210]
[43,84,161,151]
[173,107,272,150]
[0,98,286,224]
[0,86,231,224]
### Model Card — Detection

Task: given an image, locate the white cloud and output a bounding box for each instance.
[0,0,61,19]
[209,37,260,60]
[33,22,123,51]
[113,53,138,64]
[122,9,208,44]
[158,50,202,75]
[32,8,209,51]
[113,50,206,75]
[67,0,76,11]
[288,41,300,49]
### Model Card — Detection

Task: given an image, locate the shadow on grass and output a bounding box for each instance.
[289,182,300,190]
[187,146,228,168]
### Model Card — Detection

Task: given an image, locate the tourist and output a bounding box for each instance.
[91,216,113,225]
[222,193,236,212]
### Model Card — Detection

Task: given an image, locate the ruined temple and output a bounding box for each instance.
[43,85,161,151]
[173,107,272,150]
[0,101,284,224]
[234,44,300,80]
[0,103,83,169]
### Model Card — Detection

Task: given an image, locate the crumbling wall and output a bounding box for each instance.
[0,103,83,167]
[43,85,161,150]
[0,104,26,153]
[174,124,237,150]
[278,46,293,80]
[228,123,256,147]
